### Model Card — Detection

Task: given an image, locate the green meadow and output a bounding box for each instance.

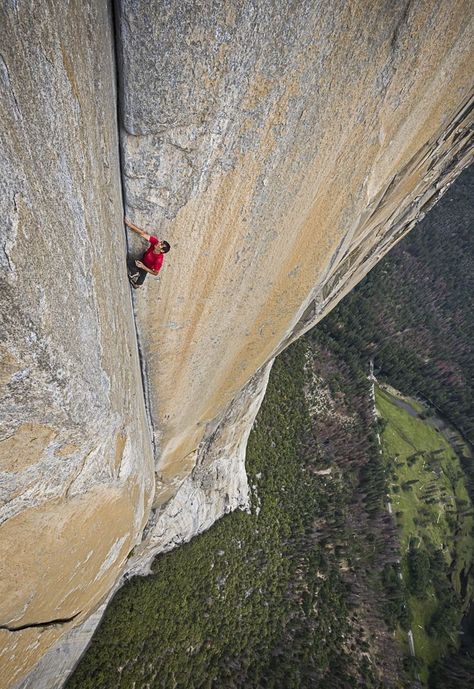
[376,385,474,684]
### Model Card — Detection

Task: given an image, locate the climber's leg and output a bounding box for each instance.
[133,267,148,287]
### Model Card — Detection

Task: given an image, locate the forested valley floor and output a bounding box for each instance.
[314,163,474,687]
[67,334,407,689]
[67,165,473,689]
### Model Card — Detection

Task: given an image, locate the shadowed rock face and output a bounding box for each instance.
[0,2,153,687]
[1,1,473,687]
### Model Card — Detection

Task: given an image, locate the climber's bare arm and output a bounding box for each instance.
[135,260,159,276]
[124,217,152,242]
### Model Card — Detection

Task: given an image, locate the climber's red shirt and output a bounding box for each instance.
[142,236,164,272]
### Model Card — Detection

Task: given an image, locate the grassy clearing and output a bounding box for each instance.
[381,383,426,415]
[376,385,474,685]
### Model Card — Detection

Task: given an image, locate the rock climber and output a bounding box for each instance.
[125,217,171,288]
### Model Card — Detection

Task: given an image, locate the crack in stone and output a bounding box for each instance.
[0,51,22,117]
[0,610,81,632]
[63,448,93,500]
[390,0,414,54]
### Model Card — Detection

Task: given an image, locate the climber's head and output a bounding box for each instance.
[153,240,171,254]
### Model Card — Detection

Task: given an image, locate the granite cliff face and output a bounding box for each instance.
[117,0,473,556]
[0,1,473,687]
[0,3,154,686]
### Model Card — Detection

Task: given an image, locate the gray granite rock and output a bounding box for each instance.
[0,2,154,686]
[115,0,474,519]
[128,361,273,575]
[2,1,474,687]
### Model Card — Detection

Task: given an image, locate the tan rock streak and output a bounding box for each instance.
[1,1,473,687]
[0,488,138,689]
[117,0,474,508]
[0,1,154,686]
[0,489,135,628]
[0,424,57,473]
[128,362,274,570]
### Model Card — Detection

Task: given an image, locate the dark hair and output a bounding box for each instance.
[161,240,171,253]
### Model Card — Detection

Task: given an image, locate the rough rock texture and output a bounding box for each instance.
[127,361,273,573]
[117,0,473,520]
[2,1,474,688]
[0,2,154,687]
[11,358,272,689]
[10,603,108,689]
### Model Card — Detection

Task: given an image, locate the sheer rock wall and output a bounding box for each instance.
[0,3,154,687]
[117,0,473,525]
[1,1,473,688]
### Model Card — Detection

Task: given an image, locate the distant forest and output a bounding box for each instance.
[67,166,473,689]
[317,163,474,688]
[321,164,473,444]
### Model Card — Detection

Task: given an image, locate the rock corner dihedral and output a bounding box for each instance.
[1,1,473,688]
